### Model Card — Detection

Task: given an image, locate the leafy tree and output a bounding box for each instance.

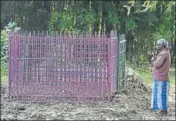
[1,0,175,66]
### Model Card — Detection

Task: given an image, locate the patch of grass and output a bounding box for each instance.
[135,67,175,86]
[134,69,152,85]
[1,62,8,85]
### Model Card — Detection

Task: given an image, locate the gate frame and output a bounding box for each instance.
[7,30,126,102]
[117,34,126,91]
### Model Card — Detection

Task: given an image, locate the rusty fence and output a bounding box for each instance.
[8,30,125,103]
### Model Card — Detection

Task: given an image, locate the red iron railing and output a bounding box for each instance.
[8,31,118,103]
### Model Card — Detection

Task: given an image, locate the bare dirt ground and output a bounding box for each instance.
[1,70,175,120]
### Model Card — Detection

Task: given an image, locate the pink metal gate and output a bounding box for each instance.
[8,31,118,102]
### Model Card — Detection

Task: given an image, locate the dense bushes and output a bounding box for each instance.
[1,30,8,63]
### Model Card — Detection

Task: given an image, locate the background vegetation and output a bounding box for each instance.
[1,1,175,85]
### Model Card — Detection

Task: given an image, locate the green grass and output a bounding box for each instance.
[135,67,175,86]
[134,69,152,85]
[1,62,8,85]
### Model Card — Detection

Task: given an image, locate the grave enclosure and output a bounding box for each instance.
[8,30,126,102]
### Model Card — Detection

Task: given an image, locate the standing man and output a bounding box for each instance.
[151,39,171,115]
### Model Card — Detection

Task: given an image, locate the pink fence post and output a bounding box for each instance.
[8,32,12,98]
[108,30,118,97]
[8,31,20,98]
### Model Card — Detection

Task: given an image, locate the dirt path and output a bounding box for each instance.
[1,84,175,120]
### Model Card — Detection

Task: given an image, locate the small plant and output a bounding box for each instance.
[1,22,21,63]
[4,21,21,34]
[1,30,8,63]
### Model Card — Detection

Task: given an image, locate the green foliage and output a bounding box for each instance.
[59,9,75,32]
[126,19,137,31]
[1,1,175,66]
[139,55,148,62]
[108,14,120,25]
[106,3,120,25]
[151,29,173,43]
[1,22,21,63]
[1,30,8,63]
[134,68,152,85]
[4,21,21,33]
[108,7,120,25]
[48,11,59,31]
[150,1,175,43]
[1,30,8,43]
[135,67,175,85]
[86,10,96,25]
[1,62,8,85]
[164,1,175,15]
